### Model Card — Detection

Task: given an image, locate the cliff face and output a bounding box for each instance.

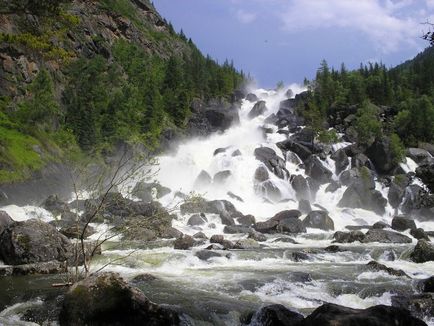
[0,0,189,101]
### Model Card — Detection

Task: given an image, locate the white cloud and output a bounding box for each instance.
[235,9,257,24]
[427,0,434,8]
[278,0,421,53]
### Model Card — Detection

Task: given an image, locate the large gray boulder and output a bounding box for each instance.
[254,147,288,179]
[248,100,267,119]
[363,229,412,244]
[411,240,434,263]
[416,163,434,193]
[0,211,14,236]
[303,211,334,231]
[0,218,71,265]
[331,149,349,175]
[59,273,180,326]
[304,156,333,184]
[249,304,304,325]
[366,136,399,174]
[391,216,417,232]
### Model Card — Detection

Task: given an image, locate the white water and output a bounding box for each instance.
[1,87,434,324]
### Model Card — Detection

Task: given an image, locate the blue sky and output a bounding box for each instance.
[153,0,434,88]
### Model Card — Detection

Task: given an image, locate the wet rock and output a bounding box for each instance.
[392,293,434,320]
[257,180,282,202]
[302,211,334,231]
[41,195,69,216]
[0,210,14,236]
[298,199,312,214]
[223,225,252,234]
[222,239,235,250]
[59,272,180,326]
[173,235,195,250]
[271,210,302,221]
[304,156,333,184]
[333,231,365,243]
[194,170,212,189]
[238,214,256,226]
[288,271,313,283]
[232,149,242,157]
[302,303,426,326]
[363,229,412,244]
[195,250,222,261]
[60,224,96,239]
[213,170,232,184]
[351,153,374,170]
[210,234,224,244]
[193,231,207,239]
[130,274,158,283]
[248,100,267,119]
[331,149,349,175]
[392,216,417,232]
[408,148,432,164]
[388,175,410,209]
[272,237,298,244]
[366,261,409,278]
[234,238,260,249]
[160,227,183,239]
[411,228,430,241]
[227,191,243,202]
[180,199,242,219]
[254,147,288,179]
[254,165,269,182]
[132,182,171,201]
[419,276,434,293]
[366,136,400,174]
[248,230,267,242]
[277,218,306,234]
[246,93,259,102]
[254,219,279,233]
[249,304,304,326]
[411,240,434,263]
[291,251,309,262]
[416,163,434,193]
[220,211,236,226]
[338,168,386,215]
[325,181,340,193]
[277,139,312,162]
[187,213,207,226]
[213,147,227,156]
[0,260,67,276]
[291,175,311,201]
[372,221,389,229]
[0,218,71,265]
[325,245,341,253]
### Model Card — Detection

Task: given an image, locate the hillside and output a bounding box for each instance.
[0,0,244,184]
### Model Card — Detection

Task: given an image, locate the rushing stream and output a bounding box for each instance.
[1,87,434,325]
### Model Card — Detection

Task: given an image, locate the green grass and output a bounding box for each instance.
[0,126,44,183]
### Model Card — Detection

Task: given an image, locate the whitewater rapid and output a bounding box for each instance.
[1,86,434,325]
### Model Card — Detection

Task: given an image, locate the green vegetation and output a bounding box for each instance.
[302,47,434,150]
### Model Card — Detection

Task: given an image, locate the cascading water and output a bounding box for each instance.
[1,86,434,325]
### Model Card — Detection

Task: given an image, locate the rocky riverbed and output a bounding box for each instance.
[1,87,434,325]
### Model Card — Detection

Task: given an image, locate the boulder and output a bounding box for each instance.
[60,224,96,239]
[248,230,267,242]
[366,136,399,174]
[271,210,302,221]
[303,211,334,231]
[213,147,227,156]
[195,250,222,261]
[193,232,207,239]
[351,153,373,170]
[160,227,183,239]
[194,170,212,189]
[291,175,311,201]
[408,148,432,164]
[420,276,434,293]
[333,231,365,243]
[392,293,434,320]
[213,170,232,184]
[256,180,282,202]
[277,139,312,162]
[0,210,14,236]
[254,166,269,182]
[223,225,252,234]
[204,104,240,131]
[304,156,333,184]
[366,261,409,278]
[180,199,242,219]
[391,216,417,232]
[291,251,310,262]
[363,229,412,244]
[219,211,235,226]
[331,149,349,175]
[372,221,389,229]
[173,235,195,250]
[298,199,312,214]
[411,240,434,263]
[246,93,259,102]
[210,234,224,244]
[41,195,69,216]
[59,273,180,326]
[0,218,71,265]
[232,149,242,157]
[238,215,256,226]
[388,175,410,209]
[249,304,304,326]
[187,214,207,226]
[248,100,267,119]
[227,191,243,202]
[410,228,430,241]
[277,218,306,234]
[132,182,171,202]
[254,147,288,179]
[233,238,261,249]
[302,303,426,326]
[416,164,434,193]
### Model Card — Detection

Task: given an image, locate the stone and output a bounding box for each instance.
[363,229,412,244]
[366,136,399,174]
[304,156,333,185]
[331,149,349,175]
[249,304,304,326]
[238,214,256,226]
[416,164,434,193]
[213,170,232,184]
[391,216,417,232]
[210,234,224,244]
[233,238,260,249]
[411,228,430,241]
[298,199,312,214]
[392,293,434,321]
[420,276,434,293]
[195,250,222,261]
[302,211,334,231]
[194,170,212,189]
[248,100,267,119]
[254,166,270,182]
[41,195,69,216]
[187,214,207,226]
[333,231,365,243]
[246,93,259,102]
[0,211,14,236]
[223,225,251,234]
[59,273,180,325]
[193,232,207,239]
[291,175,311,201]
[173,235,194,250]
[411,240,434,263]
[366,261,409,278]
